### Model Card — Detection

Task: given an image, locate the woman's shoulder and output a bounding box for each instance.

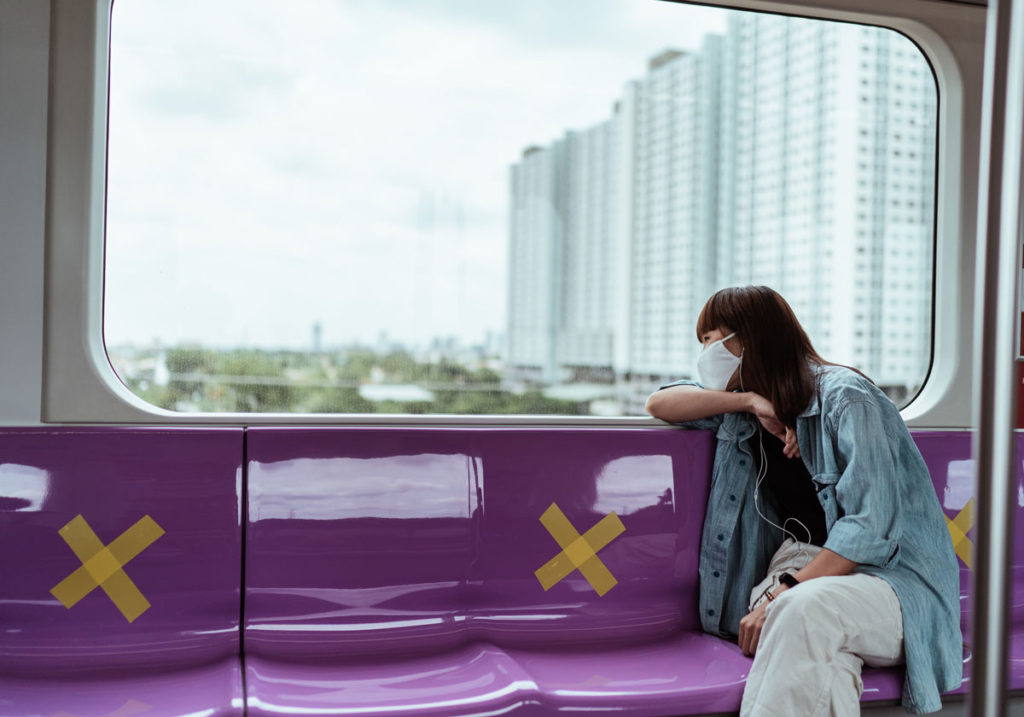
[813,364,894,411]
[812,365,912,440]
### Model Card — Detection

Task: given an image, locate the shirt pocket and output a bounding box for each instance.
[812,472,841,527]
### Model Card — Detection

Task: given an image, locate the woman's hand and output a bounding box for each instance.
[746,393,801,459]
[781,427,800,459]
[747,393,785,438]
[738,601,769,656]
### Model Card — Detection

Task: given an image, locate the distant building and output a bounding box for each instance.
[625,37,722,383]
[506,142,566,384]
[358,384,436,403]
[505,14,936,407]
[559,115,624,381]
[715,15,935,390]
[312,321,323,353]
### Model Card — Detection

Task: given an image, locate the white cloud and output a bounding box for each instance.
[104,0,727,349]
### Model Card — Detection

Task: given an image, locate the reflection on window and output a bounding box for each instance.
[105,3,936,414]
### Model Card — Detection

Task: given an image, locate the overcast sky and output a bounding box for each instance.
[103,0,728,350]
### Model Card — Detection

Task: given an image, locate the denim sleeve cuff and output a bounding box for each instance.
[823,518,899,568]
[658,379,702,391]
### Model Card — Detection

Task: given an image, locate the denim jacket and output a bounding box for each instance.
[663,365,962,714]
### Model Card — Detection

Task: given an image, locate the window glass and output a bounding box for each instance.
[105,1,937,415]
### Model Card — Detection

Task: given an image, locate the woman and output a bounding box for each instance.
[646,286,961,716]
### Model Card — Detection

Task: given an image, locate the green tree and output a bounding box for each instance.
[213,350,294,412]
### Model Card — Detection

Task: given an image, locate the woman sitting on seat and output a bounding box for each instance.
[646,285,961,716]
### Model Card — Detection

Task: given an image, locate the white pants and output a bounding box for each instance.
[740,540,905,717]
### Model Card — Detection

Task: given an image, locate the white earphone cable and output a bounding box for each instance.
[752,424,813,564]
[737,339,812,567]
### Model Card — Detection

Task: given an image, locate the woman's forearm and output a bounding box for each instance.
[765,548,858,601]
[793,548,857,582]
[645,385,754,423]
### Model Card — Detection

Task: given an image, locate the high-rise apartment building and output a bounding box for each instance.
[559,117,623,379]
[506,143,565,384]
[505,13,935,406]
[716,15,839,351]
[849,25,936,390]
[627,39,722,382]
[506,115,625,384]
[717,15,935,391]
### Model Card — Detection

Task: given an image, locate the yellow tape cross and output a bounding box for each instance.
[945,498,974,570]
[50,515,165,623]
[535,502,625,596]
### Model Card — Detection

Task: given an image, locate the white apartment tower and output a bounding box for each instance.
[559,116,623,378]
[506,143,565,384]
[627,39,722,381]
[716,15,839,345]
[716,14,935,389]
[507,114,625,385]
[506,14,935,401]
[850,25,936,389]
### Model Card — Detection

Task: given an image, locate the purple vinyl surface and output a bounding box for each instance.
[0,425,1015,715]
[0,659,244,717]
[0,428,243,716]
[241,428,984,715]
[245,428,706,659]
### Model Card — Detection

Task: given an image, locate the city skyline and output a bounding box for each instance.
[507,12,937,401]
[103,2,937,410]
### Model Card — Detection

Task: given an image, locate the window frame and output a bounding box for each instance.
[42,0,984,427]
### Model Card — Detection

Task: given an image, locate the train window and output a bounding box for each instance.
[104,2,937,416]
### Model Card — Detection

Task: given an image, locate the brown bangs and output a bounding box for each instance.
[696,292,737,340]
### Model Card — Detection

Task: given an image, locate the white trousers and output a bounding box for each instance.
[739,540,905,717]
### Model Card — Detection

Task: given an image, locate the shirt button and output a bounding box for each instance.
[739,459,747,466]
[713,570,720,577]
[717,534,725,541]
[707,609,715,616]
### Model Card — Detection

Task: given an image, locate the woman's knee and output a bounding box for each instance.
[761,584,850,664]
[765,581,839,631]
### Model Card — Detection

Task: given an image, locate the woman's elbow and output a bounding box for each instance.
[645,392,666,419]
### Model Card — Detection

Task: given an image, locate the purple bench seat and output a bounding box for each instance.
[245,427,710,714]
[0,426,1001,714]
[243,427,984,715]
[0,659,244,717]
[247,635,750,716]
[0,428,245,716]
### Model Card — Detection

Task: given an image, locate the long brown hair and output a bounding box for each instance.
[697,286,828,427]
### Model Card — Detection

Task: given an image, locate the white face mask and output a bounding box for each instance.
[696,333,742,391]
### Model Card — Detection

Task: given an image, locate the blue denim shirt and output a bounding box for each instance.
[663,365,962,714]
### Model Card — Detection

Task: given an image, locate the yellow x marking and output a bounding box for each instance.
[946,498,974,570]
[50,515,165,623]
[535,502,625,596]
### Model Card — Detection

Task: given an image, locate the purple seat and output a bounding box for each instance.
[0,428,244,716]
[0,660,244,717]
[0,426,993,714]
[245,427,716,714]
[244,427,985,715]
[247,635,751,716]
